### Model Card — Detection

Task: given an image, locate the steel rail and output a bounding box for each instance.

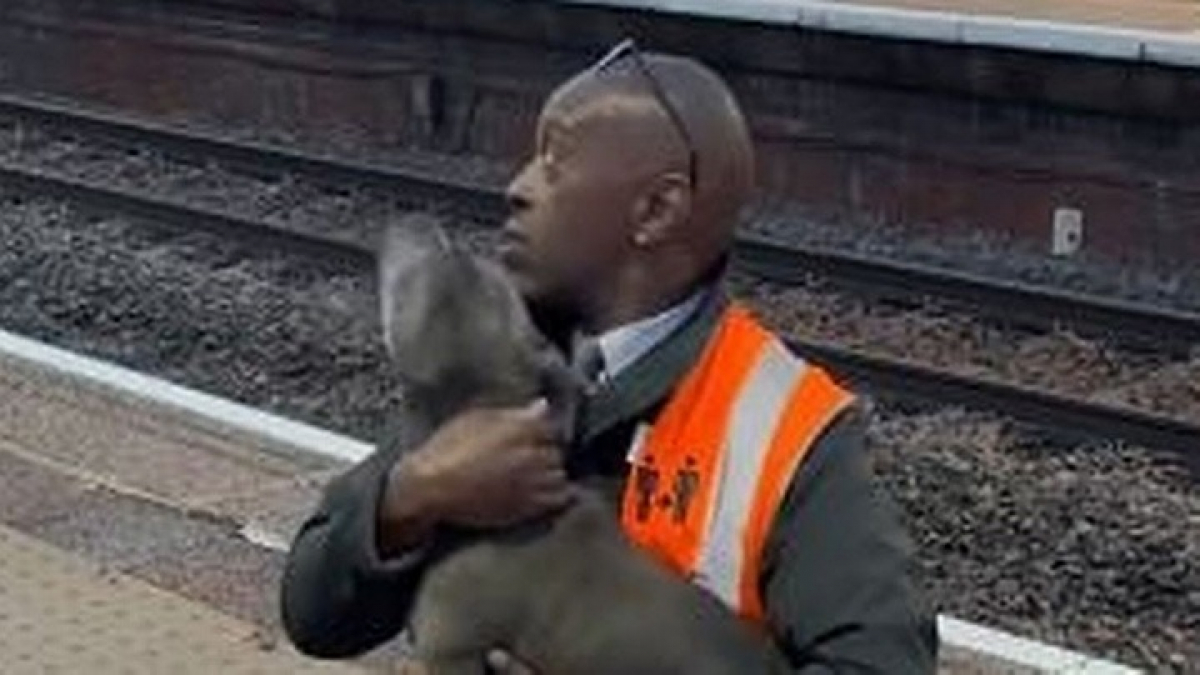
[0,94,504,221]
[0,164,373,269]
[735,236,1200,349]
[4,93,1198,349]
[792,340,1199,465]
[1,162,1196,460]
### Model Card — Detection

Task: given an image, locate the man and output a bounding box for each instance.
[280,40,938,673]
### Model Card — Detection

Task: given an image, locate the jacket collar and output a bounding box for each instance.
[576,287,709,385]
[578,286,729,446]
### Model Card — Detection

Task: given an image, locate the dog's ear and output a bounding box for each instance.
[378,214,457,310]
[378,213,447,278]
[378,213,451,361]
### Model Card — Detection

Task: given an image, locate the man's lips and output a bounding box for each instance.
[498,244,524,269]
[498,223,529,268]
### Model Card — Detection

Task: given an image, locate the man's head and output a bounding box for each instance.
[501,41,755,332]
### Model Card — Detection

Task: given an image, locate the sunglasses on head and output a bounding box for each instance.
[588,38,697,188]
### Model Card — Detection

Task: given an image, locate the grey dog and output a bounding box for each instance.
[378,214,787,675]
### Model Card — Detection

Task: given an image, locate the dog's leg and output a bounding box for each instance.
[409,546,526,675]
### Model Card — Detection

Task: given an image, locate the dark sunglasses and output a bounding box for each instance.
[588,38,697,188]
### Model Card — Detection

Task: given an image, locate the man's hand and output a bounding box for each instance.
[397,660,428,675]
[487,649,538,674]
[380,398,575,548]
[397,651,536,675]
[411,398,575,528]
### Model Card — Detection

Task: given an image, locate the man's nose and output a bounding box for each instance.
[505,164,535,214]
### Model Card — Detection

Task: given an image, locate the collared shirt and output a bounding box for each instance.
[579,286,711,384]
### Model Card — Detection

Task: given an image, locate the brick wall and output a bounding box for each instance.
[1,0,1196,266]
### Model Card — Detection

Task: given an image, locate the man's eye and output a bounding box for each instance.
[541,149,560,178]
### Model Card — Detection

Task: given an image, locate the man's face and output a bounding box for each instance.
[501,92,638,314]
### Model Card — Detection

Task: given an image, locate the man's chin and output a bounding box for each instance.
[505,273,580,342]
[525,294,580,347]
[499,259,537,296]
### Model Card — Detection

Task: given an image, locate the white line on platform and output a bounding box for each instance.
[0,328,374,464]
[938,617,1141,674]
[238,523,291,553]
[566,0,1199,68]
[0,328,1142,674]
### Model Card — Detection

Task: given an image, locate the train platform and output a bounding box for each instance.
[0,327,1139,674]
[573,0,1200,64]
[0,330,384,673]
[832,0,1198,33]
[0,524,363,674]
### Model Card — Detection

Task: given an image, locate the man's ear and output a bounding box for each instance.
[630,173,692,247]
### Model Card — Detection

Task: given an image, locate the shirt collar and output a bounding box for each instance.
[581,286,711,382]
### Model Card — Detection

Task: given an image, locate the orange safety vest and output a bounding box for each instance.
[620,302,855,624]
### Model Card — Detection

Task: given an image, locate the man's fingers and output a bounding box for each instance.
[525,466,569,490]
[517,397,549,418]
[485,648,511,670]
[502,482,575,523]
[505,400,557,442]
[530,483,578,510]
[486,649,537,674]
[514,442,565,472]
[397,660,429,675]
[510,398,551,429]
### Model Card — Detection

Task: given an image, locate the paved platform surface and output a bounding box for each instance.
[0,350,406,673]
[582,0,1199,66]
[0,524,363,674]
[836,0,1199,34]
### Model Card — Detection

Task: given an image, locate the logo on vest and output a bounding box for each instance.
[632,456,659,523]
[632,454,702,525]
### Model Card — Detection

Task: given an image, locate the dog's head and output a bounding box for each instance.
[378,214,580,435]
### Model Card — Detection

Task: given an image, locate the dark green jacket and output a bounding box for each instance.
[279,291,939,673]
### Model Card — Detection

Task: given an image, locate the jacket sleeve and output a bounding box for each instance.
[278,415,431,658]
[760,406,939,674]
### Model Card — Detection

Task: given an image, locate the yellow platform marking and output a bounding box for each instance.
[0,524,364,674]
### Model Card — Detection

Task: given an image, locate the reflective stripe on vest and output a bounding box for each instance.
[619,303,855,623]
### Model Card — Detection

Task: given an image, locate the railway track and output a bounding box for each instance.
[4,93,1200,351]
[1,159,1196,463]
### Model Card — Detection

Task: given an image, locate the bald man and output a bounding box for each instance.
[280,41,937,673]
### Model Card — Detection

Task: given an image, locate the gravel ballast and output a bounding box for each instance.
[1,117,1198,424]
